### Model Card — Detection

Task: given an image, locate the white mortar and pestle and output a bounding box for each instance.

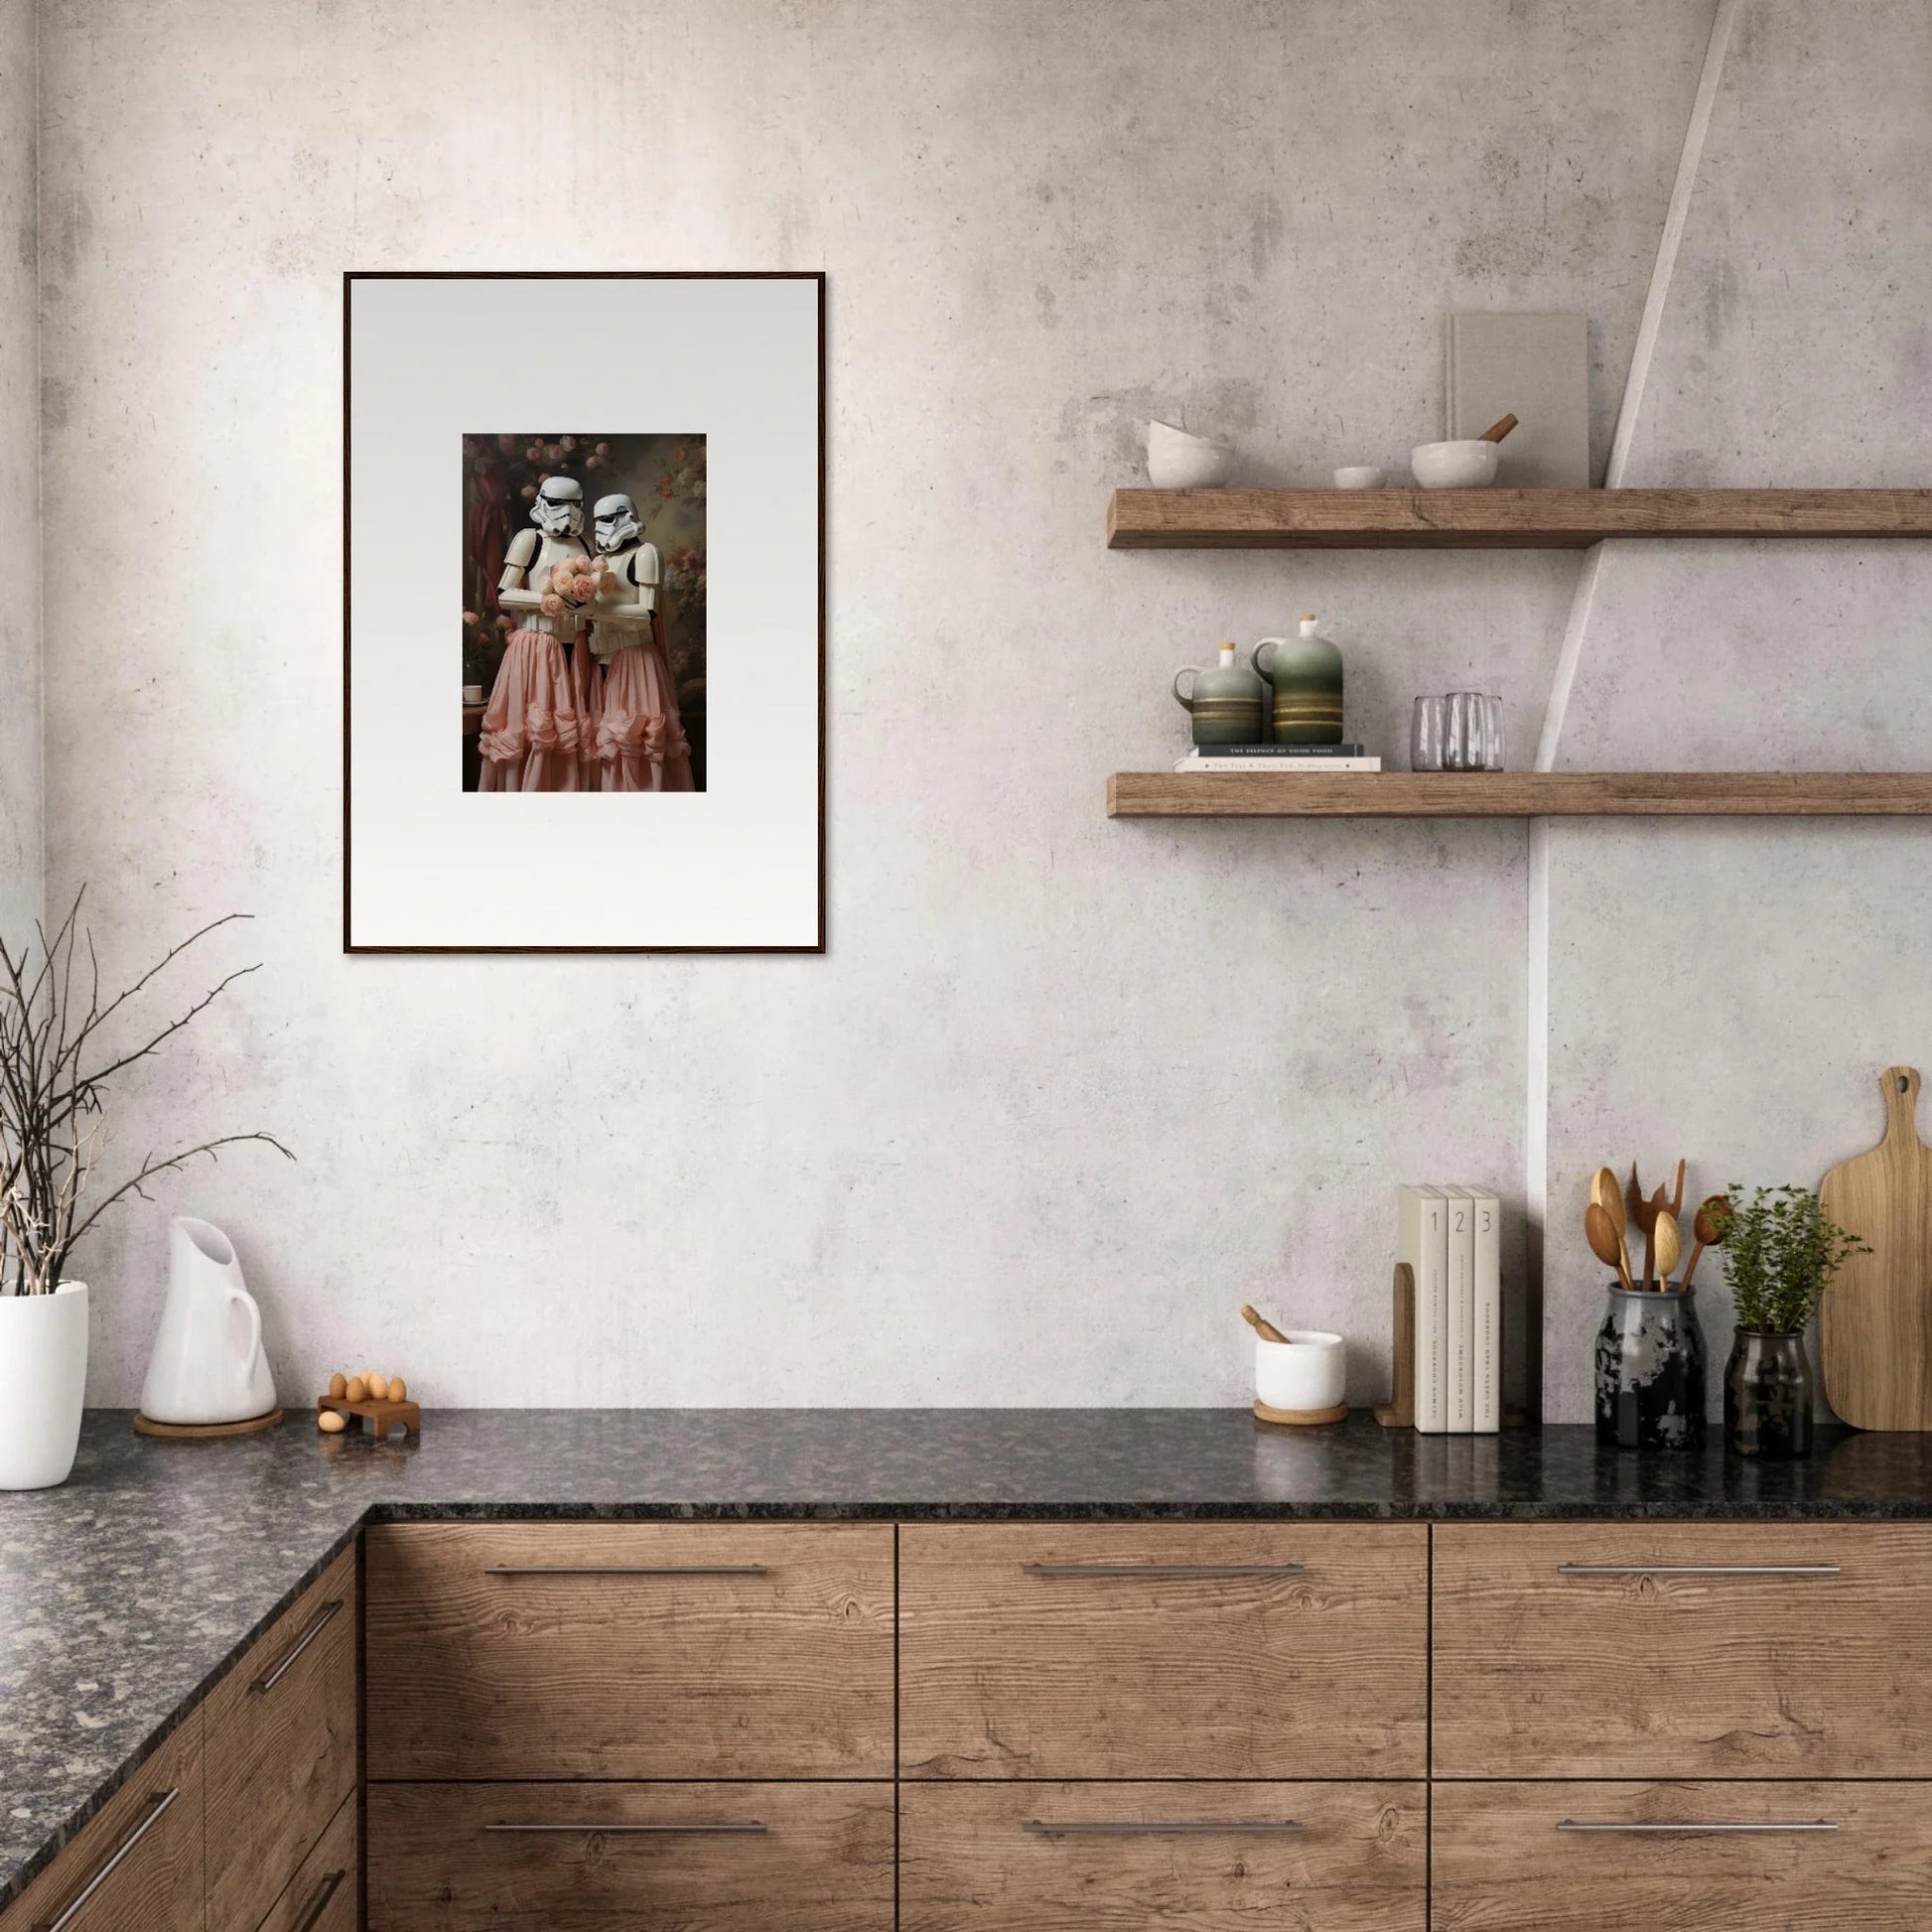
[1410,412,1518,488]
[1242,1305,1348,1426]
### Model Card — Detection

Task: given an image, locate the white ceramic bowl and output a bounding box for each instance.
[1410,440,1498,489]
[1254,1330,1346,1413]
[1332,465,1385,490]
[1147,419,1235,488]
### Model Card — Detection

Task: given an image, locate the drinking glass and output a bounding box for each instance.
[1445,691,1485,770]
[1410,697,1447,771]
[1482,695,1505,771]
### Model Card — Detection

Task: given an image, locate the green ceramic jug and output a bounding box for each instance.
[1251,615,1344,745]
[1173,642,1266,746]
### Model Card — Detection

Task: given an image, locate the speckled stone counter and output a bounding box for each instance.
[9,1407,1932,1906]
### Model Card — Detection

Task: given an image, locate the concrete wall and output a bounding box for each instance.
[29,0,1915,1416]
[0,0,37,944]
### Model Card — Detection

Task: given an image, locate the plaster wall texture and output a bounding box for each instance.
[1540,0,1932,1419]
[0,0,38,942]
[32,0,1731,1409]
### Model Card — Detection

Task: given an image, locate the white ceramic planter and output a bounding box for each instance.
[1255,1329,1346,1413]
[0,1282,89,1489]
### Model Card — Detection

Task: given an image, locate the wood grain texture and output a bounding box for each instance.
[1106,486,1932,549]
[254,1789,355,1932]
[1432,1781,1932,1930]
[898,1523,1427,1778]
[1433,1522,1932,1777]
[364,1522,894,1778]
[1820,1066,1932,1430]
[366,1781,894,1932]
[0,1713,203,1932]
[1106,770,1932,818]
[900,1781,1426,1931]
[204,1544,357,1932]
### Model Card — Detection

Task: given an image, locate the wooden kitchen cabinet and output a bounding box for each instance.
[364,1521,895,1779]
[899,1522,1428,1777]
[252,1790,355,1932]
[1431,1780,1932,1929]
[204,1543,358,1932]
[1432,1522,1932,1777]
[366,1780,895,1931]
[0,1714,204,1932]
[900,1780,1428,1930]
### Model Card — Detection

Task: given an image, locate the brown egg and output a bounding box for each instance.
[328,1372,347,1399]
[365,1372,390,1401]
[344,1375,367,1404]
[317,1410,347,1434]
[387,1376,407,1402]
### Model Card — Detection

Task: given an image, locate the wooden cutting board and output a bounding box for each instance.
[1821,1066,1932,1430]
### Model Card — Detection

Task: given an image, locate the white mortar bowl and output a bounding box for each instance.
[1254,1330,1346,1413]
[1333,465,1385,489]
[1410,440,1498,488]
[1147,420,1235,488]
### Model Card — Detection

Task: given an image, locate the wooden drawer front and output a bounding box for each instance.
[0,1713,203,1932]
[899,1523,1427,1777]
[1432,1781,1932,1930]
[1433,1522,1932,1776]
[205,1543,358,1932]
[367,1781,894,1931]
[365,1521,895,1778]
[255,1789,355,1932]
[901,1781,1427,1930]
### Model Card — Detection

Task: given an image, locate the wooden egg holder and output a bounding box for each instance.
[316,1394,421,1440]
[1374,1261,1526,1431]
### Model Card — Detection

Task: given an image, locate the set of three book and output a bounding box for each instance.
[1398,1184,1500,1433]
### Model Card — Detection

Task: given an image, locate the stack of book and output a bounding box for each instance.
[1175,745,1381,773]
[1398,1184,1500,1434]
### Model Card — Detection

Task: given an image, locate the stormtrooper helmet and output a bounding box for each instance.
[530,476,584,537]
[593,492,642,554]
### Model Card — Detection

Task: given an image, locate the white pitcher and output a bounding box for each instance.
[138,1218,277,1426]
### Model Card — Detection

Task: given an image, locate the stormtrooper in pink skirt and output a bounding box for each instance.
[587,492,695,792]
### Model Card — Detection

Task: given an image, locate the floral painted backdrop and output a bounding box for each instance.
[461,433,707,788]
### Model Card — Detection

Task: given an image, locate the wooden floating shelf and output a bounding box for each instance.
[1107,771,1932,819]
[1106,487,1932,550]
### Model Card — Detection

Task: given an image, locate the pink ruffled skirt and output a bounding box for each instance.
[596,639,694,792]
[479,629,581,792]
[569,640,606,791]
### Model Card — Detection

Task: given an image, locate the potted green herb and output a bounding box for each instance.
[1715,1185,1868,1458]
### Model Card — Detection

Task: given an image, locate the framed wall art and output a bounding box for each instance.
[344,271,824,952]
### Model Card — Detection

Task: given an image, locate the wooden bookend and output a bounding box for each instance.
[1374,1262,1416,1428]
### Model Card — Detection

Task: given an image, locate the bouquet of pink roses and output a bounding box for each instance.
[539,554,621,618]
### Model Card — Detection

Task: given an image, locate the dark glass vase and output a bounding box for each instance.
[1725,1330,1815,1458]
[1594,1283,1707,1450]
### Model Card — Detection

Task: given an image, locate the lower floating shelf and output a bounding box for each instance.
[1107,771,1932,818]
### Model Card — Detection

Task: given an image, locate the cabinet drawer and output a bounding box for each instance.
[1,1713,203,1932]
[255,1789,355,1932]
[900,1781,1426,1930]
[1433,1522,1932,1776]
[205,1543,358,1932]
[1432,1780,1932,1929]
[365,1521,894,1777]
[899,1523,1427,1777]
[367,1780,894,1931]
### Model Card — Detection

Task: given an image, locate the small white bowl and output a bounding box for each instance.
[1410,440,1498,489]
[1332,465,1385,490]
[1254,1330,1346,1413]
[1147,419,1235,488]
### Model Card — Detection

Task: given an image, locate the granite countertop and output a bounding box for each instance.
[9,1407,1932,1905]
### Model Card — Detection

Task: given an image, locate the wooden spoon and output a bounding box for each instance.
[1669,1159,1686,1217]
[1478,412,1518,443]
[1680,1194,1731,1288]
[1589,1168,1634,1283]
[1586,1202,1634,1291]
[1640,1184,1669,1287]
[1241,1304,1291,1344]
[1653,1209,1684,1289]
[1627,1164,1662,1234]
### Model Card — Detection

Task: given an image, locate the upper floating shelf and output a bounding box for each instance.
[1105,487,1932,550]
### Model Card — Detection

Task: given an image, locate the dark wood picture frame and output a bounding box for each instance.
[343,270,827,955]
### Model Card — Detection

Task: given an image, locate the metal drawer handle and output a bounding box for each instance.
[290,1867,346,1932]
[1558,1565,1841,1579]
[483,1565,770,1578]
[33,1789,180,1932]
[1021,1563,1306,1580]
[251,1599,344,1694]
[1559,1820,1839,1836]
[484,1821,768,1835]
[1024,1820,1305,1837]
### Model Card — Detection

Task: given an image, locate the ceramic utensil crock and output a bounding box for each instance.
[1594,1282,1707,1450]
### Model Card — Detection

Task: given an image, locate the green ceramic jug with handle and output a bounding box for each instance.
[1173,642,1266,746]
[1251,615,1344,745]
